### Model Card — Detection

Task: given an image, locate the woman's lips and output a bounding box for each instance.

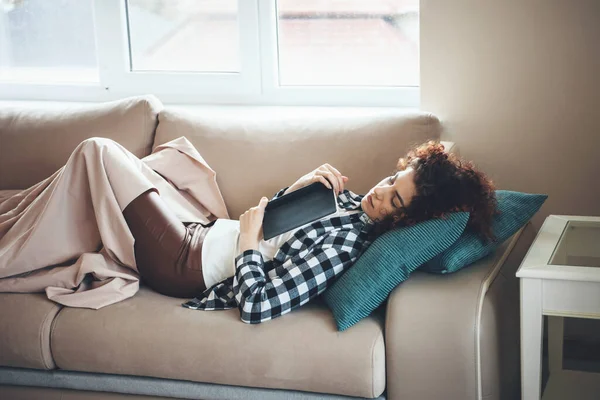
[368,195,374,208]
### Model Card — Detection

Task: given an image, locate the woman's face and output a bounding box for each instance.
[361,168,417,222]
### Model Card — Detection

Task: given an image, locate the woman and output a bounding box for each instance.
[122,140,497,323]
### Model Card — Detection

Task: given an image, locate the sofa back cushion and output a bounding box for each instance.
[0,95,162,190]
[154,107,443,219]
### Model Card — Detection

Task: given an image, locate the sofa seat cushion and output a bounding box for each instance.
[50,286,385,398]
[0,189,60,369]
[0,95,162,190]
[0,293,61,369]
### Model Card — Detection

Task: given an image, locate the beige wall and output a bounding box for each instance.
[421,0,600,230]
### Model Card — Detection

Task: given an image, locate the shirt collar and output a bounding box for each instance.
[359,211,374,226]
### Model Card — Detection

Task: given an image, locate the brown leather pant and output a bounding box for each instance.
[122,189,211,298]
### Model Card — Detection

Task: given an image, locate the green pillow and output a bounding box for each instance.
[422,190,548,274]
[323,212,470,331]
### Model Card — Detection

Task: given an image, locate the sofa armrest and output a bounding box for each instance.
[385,222,536,400]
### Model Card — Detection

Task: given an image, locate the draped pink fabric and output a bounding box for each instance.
[0,136,229,309]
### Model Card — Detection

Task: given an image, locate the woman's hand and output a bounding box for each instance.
[285,163,349,196]
[239,197,269,252]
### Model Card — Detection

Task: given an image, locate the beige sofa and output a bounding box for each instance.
[0,96,534,400]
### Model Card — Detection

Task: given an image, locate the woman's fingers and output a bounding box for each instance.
[239,198,269,242]
[314,175,332,190]
[258,196,268,209]
[320,170,340,193]
[325,164,346,193]
[240,197,268,227]
[325,163,342,177]
[319,165,343,194]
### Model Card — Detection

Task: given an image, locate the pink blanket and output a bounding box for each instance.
[0,137,229,309]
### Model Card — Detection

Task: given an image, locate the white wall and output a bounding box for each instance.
[421,0,600,230]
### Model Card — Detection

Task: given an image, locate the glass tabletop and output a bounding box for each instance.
[549,221,600,268]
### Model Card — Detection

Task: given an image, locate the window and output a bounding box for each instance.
[275,1,419,87]
[0,0,98,84]
[126,0,240,73]
[0,0,419,106]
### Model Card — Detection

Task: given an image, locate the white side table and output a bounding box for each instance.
[517,215,600,400]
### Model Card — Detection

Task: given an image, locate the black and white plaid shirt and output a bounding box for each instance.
[182,187,375,323]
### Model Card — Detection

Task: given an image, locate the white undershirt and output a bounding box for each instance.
[201,201,360,288]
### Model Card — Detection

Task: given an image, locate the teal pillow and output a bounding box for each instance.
[323,212,470,332]
[422,190,548,274]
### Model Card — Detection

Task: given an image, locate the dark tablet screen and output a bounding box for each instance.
[262,182,337,240]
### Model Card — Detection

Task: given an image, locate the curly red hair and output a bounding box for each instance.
[372,140,498,243]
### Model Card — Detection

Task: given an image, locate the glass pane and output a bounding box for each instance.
[550,221,600,268]
[0,0,98,83]
[276,0,419,87]
[127,0,239,73]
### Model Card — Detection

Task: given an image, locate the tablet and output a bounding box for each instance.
[262,182,337,241]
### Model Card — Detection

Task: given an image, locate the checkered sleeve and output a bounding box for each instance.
[233,228,362,324]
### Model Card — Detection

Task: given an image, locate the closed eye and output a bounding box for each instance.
[388,175,399,209]
[388,173,406,210]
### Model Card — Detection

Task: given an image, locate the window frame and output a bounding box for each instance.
[0,0,419,107]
